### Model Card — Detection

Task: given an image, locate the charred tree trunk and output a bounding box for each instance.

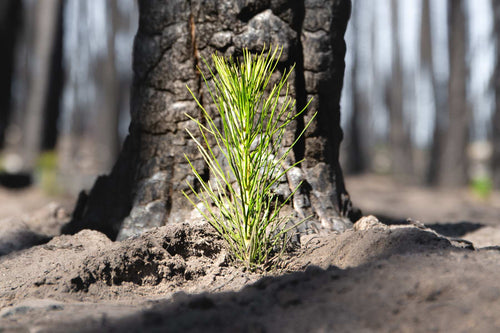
[388,0,413,179]
[492,0,500,188]
[64,0,358,240]
[0,0,22,149]
[435,0,469,187]
[41,2,64,152]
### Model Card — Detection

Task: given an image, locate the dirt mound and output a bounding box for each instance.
[92,249,499,333]
[4,176,500,331]
[1,215,500,332]
[0,221,262,309]
[291,217,456,270]
[69,223,224,292]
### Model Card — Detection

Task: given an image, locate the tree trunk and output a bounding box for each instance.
[435,0,469,187]
[93,0,121,173]
[21,0,60,170]
[64,0,358,240]
[3,0,61,173]
[388,0,413,179]
[58,0,136,195]
[0,0,22,149]
[492,0,500,188]
[346,0,369,174]
[421,0,447,185]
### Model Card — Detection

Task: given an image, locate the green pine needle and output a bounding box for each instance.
[184,46,315,270]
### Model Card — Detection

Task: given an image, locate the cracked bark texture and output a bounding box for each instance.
[63,0,358,240]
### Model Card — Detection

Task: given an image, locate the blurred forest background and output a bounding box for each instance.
[0,0,498,199]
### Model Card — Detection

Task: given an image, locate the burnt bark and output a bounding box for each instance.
[63,0,358,240]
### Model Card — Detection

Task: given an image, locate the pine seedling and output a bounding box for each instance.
[184,46,315,270]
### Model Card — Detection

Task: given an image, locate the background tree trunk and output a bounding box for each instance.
[388,0,413,179]
[21,0,60,170]
[2,0,62,174]
[64,0,358,240]
[93,0,120,174]
[436,0,470,187]
[346,0,369,174]
[421,0,445,185]
[58,0,136,195]
[0,0,22,149]
[492,0,500,188]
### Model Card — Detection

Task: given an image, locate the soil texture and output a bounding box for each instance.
[1,175,500,332]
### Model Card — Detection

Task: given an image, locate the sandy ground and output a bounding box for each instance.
[347,174,500,248]
[1,174,500,332]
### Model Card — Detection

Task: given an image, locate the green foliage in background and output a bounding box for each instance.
[184,46,314,270]
[36,151,61,195]
[470,176,492,199]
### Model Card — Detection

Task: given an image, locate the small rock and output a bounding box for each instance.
[353,215,387,231]
[448,238,474,250]
[210,31,232,49]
